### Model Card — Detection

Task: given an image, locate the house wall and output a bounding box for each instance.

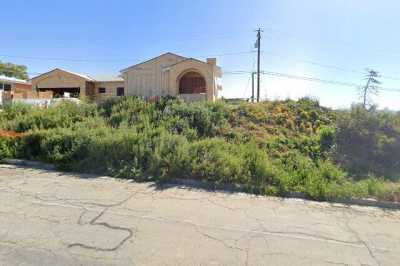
[121,54,220,101]
[169,60,216,101]
[31,70,87,96]
[0,81,31,92]
[0,81,32,105]
[94,81,125,103]
[14,83,32,92]
[122,54,185,98]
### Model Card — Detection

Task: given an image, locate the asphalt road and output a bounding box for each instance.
[0,164,399,266]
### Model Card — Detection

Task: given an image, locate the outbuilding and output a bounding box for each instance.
[30,69,124,102]
[0,75,32,105]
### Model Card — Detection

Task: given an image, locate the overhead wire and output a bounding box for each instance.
[2,48,400,81]
[261,51,400,81]
[1,26,400,77]
[1,27,400,93]
[224,70,400,93]
[261,26,400,60]
[0,50,257,63]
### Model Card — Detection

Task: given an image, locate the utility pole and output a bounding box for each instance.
[255,28,262,102]
[251,72,255,102]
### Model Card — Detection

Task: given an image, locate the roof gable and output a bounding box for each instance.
[30,68,94,83]
[167,58,208,68]
[168,58,222,75]
[120,52,186,73]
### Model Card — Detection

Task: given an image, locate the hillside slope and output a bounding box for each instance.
[0,97,399,201]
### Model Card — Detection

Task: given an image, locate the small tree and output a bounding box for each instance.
[359,69,381,109]
[0,61,29,80]
[335,104,400,181]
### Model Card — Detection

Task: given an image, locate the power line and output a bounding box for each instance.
[261,26,400,59]
[0,50,257,63]
[218,49,400,81]
[4,49,400,81]
[195,50,256,58]
[23,67,400,94]
[2,25,400,80]
[3,52,398,91]
[262,71,400,92]
[260,51,400,81]
[224,70,252,74]
[262,71,359,88]
[224,70,400,92]
[0,54,135,63]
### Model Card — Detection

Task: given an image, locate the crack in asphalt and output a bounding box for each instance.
[0,180,138,253]
[1,165,400,265]
[67,193,138,252]
[0,181,383,251]
[323,260,351,265]
[343,216,381,266]
[193,225,245,252]
[68,208,134,252]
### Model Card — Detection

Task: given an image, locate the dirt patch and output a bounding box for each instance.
[0,130,26,139]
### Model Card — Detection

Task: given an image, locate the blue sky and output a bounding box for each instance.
[2,0,400,109]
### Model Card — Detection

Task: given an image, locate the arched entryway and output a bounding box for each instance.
[178,71,206,94]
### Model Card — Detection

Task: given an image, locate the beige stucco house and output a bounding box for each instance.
[30,53,222,103]
[120,53,222,101]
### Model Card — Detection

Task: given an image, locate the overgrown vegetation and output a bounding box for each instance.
[0,97,399,202]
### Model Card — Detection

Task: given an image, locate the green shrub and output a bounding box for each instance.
[0,137,14,160]
[186,138,246,183]
[148,132,191,179]
[335,105,400,181]
[168,101,230,137]
[107,97,150,127]
[0,102,98,132]
[2,97,399,202]
[319,126,336,155]
[0,103,33,120]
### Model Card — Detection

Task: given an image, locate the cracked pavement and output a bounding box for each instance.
[0,165,400,265]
